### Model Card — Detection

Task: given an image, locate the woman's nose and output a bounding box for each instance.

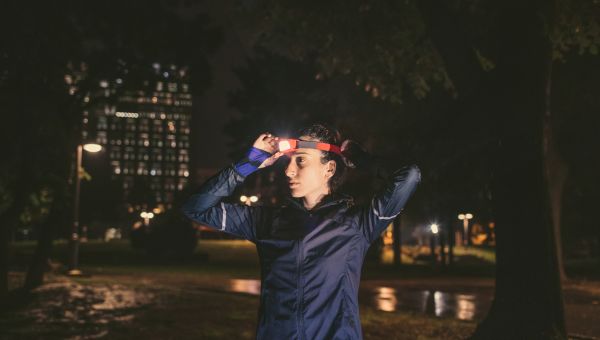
[285,163,296,177]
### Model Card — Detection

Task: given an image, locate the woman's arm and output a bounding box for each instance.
[357,164,421,244]
[181,133,283,242]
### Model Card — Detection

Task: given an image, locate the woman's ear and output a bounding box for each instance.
[325,160,336,178]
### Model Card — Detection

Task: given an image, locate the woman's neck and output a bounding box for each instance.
[302,189,330,210]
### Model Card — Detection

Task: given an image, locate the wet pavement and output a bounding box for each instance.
[225,279,492,322]
[224,278,600,337]
[3,277,155,339]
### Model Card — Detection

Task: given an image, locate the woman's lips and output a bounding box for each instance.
[289,182,299,188]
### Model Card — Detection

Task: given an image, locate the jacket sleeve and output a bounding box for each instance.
[181,166,261,242]
[358,164,421,244]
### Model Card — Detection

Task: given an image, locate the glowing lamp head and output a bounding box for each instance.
[430,223,439,234]
[278,140,293,152]
[249,196,258,203]
[83,143,102,153]
[240,195,248,203]
[458,214,465,220]
[466,213,473,219]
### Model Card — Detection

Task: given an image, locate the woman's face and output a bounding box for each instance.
[284,137,336,198]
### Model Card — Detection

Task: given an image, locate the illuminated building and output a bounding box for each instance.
[68,62,192,211]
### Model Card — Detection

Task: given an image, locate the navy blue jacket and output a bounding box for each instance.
[182,164,420,339]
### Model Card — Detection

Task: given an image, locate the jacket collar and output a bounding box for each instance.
[284,192,354,213]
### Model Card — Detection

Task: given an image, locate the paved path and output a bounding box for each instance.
[220,277,600,338]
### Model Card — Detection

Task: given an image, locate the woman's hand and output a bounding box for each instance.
[253,133,284,168]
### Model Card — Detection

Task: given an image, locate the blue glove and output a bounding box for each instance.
[234,146,272,177]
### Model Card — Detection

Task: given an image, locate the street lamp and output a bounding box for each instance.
[458,213,474,246]
[429,223,439,263]
[67,143,102,276]
[140,211,155,226]
[430,223,439,235]
[240,195,259,206]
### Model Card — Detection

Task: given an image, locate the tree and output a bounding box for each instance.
[236,0,600,337]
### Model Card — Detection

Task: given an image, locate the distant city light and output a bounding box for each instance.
[115,111,139,118]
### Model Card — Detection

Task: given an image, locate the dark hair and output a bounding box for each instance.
[297,123,347,192]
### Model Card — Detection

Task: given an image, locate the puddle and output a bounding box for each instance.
[224,279,491,321]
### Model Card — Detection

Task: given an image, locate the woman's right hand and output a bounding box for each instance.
[253,133,284,168]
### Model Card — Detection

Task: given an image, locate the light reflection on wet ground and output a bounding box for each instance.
[224,279,491,321]
[367,286,490,321]
[15,278,155,339]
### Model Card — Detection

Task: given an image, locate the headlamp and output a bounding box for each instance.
[278,139,343,156]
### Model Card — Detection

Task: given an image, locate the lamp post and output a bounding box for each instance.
[67,143,102,276]
[457,213,474,246]
[430,223,439,263]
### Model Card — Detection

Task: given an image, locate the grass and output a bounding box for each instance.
[9,239,496,281]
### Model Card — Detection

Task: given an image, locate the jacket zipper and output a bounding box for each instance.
[296,239,304,340]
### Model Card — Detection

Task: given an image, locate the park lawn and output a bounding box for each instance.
[8,239,495,284]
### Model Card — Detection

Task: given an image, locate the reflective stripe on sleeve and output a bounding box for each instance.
[371,198,400,220]
[221,202,227,230]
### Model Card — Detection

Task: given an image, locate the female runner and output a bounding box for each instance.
[182,124,420,339]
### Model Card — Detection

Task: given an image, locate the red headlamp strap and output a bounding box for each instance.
[279,139,343,156]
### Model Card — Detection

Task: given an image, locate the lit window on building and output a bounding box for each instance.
[96,131,108,145]
[166,149,176,162]
[178,149,188,162]
[137,162,147,175]
[111,161,121,175]
[98,116,108,130]
[177,178,188,191]
[178,164,189,177]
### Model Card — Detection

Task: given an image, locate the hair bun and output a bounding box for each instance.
[340,139,370,169]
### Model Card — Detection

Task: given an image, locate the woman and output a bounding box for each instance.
[182,124,420,339]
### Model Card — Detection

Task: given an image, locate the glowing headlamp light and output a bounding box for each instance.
[278,139,343,156]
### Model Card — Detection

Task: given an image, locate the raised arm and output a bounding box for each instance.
[181,133,284,242]
[358,164,421,244]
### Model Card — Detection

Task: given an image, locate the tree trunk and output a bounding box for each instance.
[0,184,30,300]
[471,1,566,338]
[23,200,62,290]
[543,61,569,283]
[448,221,454,265]
[0,221,9,299]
